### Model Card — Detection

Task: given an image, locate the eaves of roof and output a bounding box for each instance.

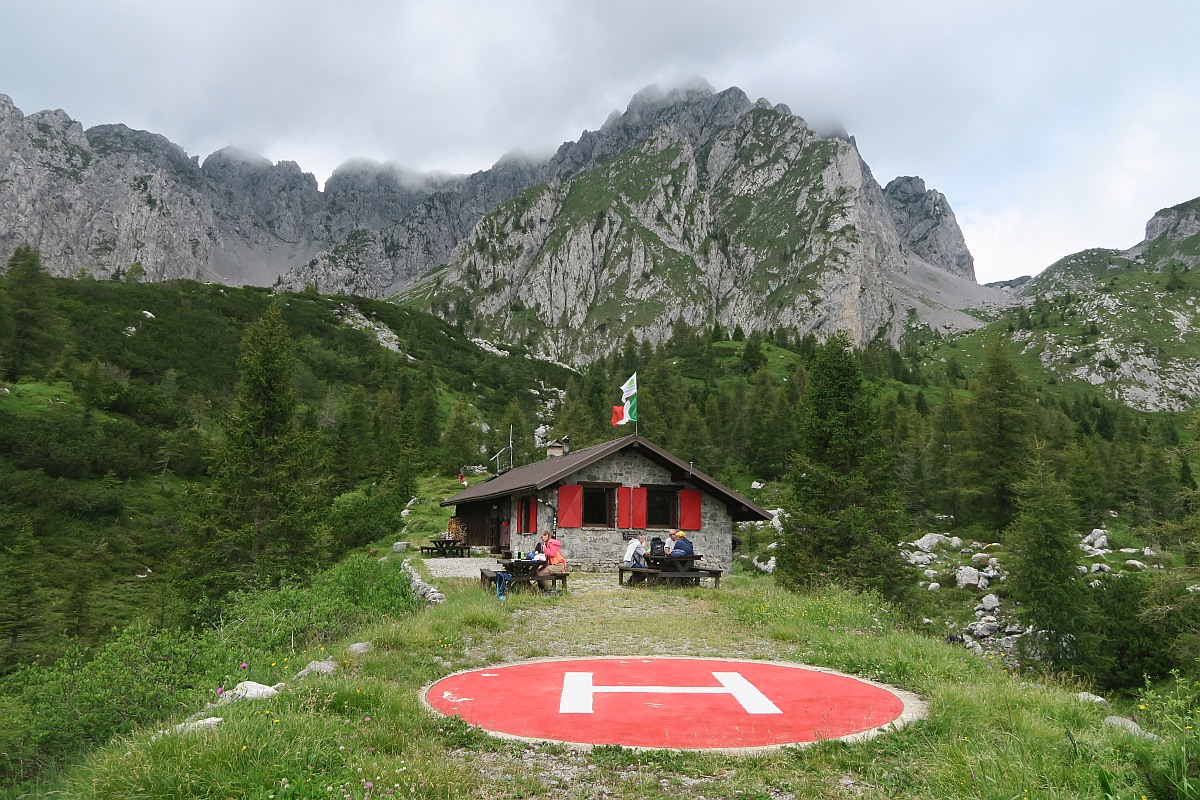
[441,434,771,522]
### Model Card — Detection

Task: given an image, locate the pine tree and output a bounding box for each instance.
[0,522,53,669]
[440,398,480,474]
[498,399,536,469]
[176,305,332,602]
[1005,444,1088,666]
[2,245,64,379]
[958,338,1034,531]
[777,332,911,602]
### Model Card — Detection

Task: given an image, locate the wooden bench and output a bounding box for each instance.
[618,566,662,585]
[651,568,723,588]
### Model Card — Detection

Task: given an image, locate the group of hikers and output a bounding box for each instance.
[622,529,693,568]
[490,529,695,598]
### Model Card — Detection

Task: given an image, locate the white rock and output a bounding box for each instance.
[980,593,1001,611]
[229,681,279,701]
[1078,692,1108,706]
[926,582,941,591]
[174,717,222,732]
[913,533,948,553]
[1125,560,1148,571]
[293,659,337,679]
[347,642,372,655]
[1104,716,1161,741]
[955,566,981,588]
[750,480,765,490]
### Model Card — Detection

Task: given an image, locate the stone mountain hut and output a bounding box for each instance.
[441,434,771,572]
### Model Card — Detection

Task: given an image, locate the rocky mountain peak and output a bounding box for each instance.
[883,176,976,282]
[1141,197,1200,247]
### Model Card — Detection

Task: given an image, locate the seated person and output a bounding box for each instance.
[622,532,646,568]
[669,530,694,556]
[536,531,567,590]
[622,533,647,583]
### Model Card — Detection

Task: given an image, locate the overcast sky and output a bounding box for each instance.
[3,0,1198,282]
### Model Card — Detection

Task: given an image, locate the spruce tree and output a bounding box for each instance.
[2,245,63,379]
[777,332,910,602]
[440,398,480,474]
[498,399,536,469]
[958,338,1033,531]
[176,305,331,602]
[0,522,53,669]
[1005,444,1088,666]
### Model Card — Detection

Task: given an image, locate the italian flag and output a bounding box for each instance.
[611,372,637,426]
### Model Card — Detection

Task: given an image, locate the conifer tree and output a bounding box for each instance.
[440,398,480,474]
[498,399,536,469]
[0,522,53,669]
[957,338,1033,531]
[777,332,910,602]
[2,245,63,379]
[1005,444,1089,665]
[176,305,331,602]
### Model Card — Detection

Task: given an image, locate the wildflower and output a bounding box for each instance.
[240,662,249,669]
[242,745,248,751]
[364,716,371,722]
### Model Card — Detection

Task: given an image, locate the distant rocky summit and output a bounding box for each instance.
[0,83,1001,361]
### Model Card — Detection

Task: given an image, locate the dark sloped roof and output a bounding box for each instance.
[442,434,771,522]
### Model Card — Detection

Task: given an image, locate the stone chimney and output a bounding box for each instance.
[546,439,565,458]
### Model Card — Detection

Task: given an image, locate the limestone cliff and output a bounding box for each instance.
[0,85,995,365]
[401,98,998,364]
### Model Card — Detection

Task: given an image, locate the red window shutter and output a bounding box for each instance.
[558,485,583,528]
[631,487,647,529]
[680,489,702,530]
[617,487,632,528]
[527,496,537,534]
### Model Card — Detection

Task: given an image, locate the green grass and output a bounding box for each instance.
[20,565,1191,800]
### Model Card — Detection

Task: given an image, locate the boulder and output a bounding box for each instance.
[294,659,337,679]
[1104,716,1162,741]
[1078,692,1108,706]
[955,566,981,588]
[913,533,949,553]
[967,620,1000,638]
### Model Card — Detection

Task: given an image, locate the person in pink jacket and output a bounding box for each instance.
[537,531,567,590]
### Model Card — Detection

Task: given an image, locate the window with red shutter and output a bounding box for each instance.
[617,487,632,528]
[558,485,583,527]
[631,487,647,529]
[679,489,702,530]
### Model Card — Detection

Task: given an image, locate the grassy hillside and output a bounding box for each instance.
[15,555,1194,800]
[0,277,576,668]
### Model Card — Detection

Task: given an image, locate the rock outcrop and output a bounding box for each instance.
[0,84,999,365]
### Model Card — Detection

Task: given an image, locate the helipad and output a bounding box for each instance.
[423,656,925,752]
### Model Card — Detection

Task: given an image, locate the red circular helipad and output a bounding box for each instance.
[423,657,924,751]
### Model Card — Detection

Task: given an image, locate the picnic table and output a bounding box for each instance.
[490,559,568,592]
[623,553,721,587]
[420,536,469,557]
